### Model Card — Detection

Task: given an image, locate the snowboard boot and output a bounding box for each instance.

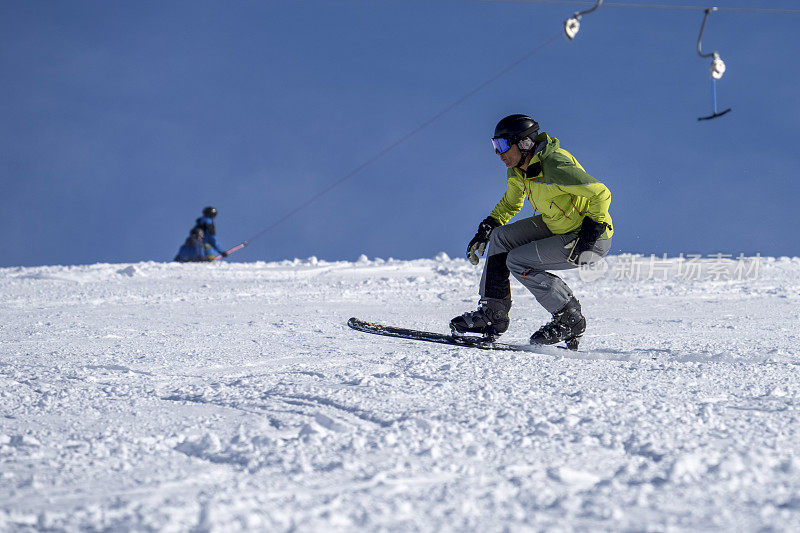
[450,298,511,340]
[529,297,586,350]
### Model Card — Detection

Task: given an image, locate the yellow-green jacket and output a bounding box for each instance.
[489,133,614,239]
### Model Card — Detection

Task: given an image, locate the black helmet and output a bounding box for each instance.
[202,206,217,218]
[493,114,540,144]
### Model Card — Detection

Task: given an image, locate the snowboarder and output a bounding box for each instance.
[450,114,614,348]
[194,206,228,260]
[174,227,210,262]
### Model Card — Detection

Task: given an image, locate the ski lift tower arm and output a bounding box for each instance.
[697,7,720,59]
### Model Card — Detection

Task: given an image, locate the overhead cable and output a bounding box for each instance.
[226,32,564,254]
[478,0,800,15]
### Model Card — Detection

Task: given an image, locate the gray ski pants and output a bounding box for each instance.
[479,215,612,313]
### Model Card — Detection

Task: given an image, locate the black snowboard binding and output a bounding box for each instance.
[450,298,511,341]
[529,297,585,351]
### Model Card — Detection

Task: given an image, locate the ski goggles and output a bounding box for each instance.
[491,137,512,154]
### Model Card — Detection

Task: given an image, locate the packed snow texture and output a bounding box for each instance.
[2,254,800,531]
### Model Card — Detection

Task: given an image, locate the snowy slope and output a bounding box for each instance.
[2,254,800,531]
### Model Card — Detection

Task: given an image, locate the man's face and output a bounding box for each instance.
[498,143,522,168]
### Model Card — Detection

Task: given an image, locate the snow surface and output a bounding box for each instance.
[2,254,800,531]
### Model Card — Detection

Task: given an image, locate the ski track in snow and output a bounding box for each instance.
[1,254,800,531]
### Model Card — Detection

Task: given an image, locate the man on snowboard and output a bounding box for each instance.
[450,114,613,349]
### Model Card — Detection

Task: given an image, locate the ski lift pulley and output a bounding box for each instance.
[697,7,731,121]
[564,0,603,41]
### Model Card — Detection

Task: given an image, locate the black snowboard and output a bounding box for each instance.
[347,317,575,352]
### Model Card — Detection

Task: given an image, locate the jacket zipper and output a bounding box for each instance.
[523,179,539,212]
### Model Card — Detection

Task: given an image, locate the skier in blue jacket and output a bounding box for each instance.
[194,206,227,259]
[174,227,209,262]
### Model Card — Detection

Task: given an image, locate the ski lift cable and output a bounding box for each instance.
[476,0,800,15]
[221,31,564,258]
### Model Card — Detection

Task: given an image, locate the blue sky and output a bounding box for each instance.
[2,0,799,267]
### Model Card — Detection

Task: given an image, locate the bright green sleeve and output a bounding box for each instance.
[489,177,526,225]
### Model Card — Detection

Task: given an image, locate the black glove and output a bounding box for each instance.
[566,217,609,265]
[221,251,228,258]
[466,216,501,265]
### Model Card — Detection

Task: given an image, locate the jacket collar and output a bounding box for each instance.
[524,133,560,178]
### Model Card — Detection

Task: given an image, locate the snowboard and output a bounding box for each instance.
[347,317,577,352]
